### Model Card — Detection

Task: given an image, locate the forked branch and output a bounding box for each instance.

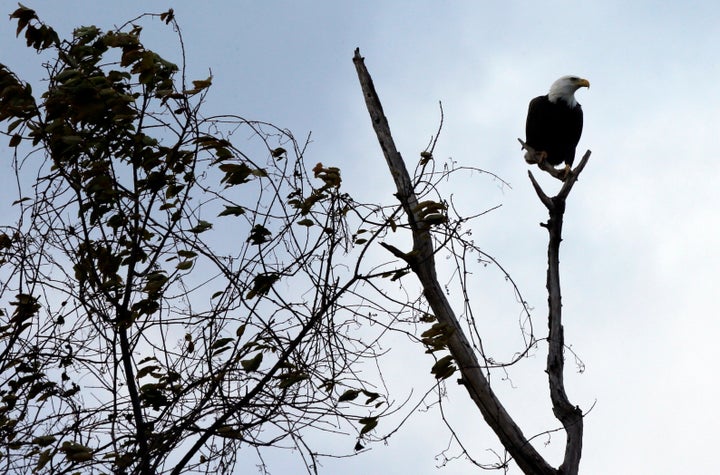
[529,150,591,475]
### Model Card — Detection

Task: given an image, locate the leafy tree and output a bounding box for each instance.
[0,6,591,475]
[0,7,390,474]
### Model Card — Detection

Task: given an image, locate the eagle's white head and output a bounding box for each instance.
[548,75,590,107]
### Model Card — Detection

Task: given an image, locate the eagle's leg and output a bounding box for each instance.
[560,163,572,180]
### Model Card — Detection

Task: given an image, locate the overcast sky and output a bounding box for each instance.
[3,1,719,474]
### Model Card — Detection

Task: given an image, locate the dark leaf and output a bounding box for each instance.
[338,389,360,402]
[176,260,193,270]
[390,269,410,281]
[297,218,314,227]
[60,441,93,463]
[431,355,457,380]
[10,4,37,37]
[247,224,272,245]
[278,372,308,388]
[359,416,378,435]
[241,352,263,372]
[36,449,52,471]
[218,205,245,217]
[211,337,234,350]
[362,390,381,404]
[219,163,253,186]
[216,425,243,439]
[246,272,279,299]
[160,8,175,24]
[136,365,160,379]
[189,220,212,234]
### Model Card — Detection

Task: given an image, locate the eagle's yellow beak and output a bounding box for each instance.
[578,78,590,88]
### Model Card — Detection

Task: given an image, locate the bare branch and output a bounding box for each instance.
[531,151,592,475]
[557,150,592,201]
[528,171,553,210]
[353,47,556,475]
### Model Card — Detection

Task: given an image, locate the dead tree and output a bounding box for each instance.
[353,48,591,475]
[529,152,591,474]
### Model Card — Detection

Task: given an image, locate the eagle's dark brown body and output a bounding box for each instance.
[525,94,583,168]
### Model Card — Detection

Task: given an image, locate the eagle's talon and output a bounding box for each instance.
[561,164,571,180]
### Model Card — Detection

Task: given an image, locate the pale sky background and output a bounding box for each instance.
[2,1,719,474]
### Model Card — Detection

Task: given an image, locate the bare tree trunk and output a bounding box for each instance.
[529,152,590,475]
[353,48,590,474]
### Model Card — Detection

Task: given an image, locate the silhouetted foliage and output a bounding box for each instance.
[0,7,397,474]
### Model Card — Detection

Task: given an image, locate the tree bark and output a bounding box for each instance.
[529,150,590,475]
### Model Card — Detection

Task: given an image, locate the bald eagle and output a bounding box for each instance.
[524,76,590,177]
